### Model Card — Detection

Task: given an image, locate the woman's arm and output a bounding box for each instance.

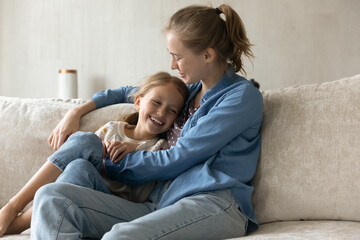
[105,82,263,184]
[91,86,137,108]
[49,86,138,151]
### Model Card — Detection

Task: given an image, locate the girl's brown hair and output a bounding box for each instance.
[120,71,189,125]
[166,4,254,75]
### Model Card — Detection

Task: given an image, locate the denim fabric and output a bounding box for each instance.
[48,131,104,172]
[31,173,247,240]
[56,159,111,195]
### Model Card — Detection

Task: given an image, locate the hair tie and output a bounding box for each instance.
[215,8,222,15]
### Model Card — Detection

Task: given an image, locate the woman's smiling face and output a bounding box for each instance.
[166,31,207,85]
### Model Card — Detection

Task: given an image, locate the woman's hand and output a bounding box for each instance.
[104,141,139,163]
[48,109,81,151]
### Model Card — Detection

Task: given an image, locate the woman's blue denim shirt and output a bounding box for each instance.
[92,67,263,232]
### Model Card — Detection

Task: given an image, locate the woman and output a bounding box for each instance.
[31,4,263,239]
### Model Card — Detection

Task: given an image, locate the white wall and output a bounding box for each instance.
[0,0,359,99]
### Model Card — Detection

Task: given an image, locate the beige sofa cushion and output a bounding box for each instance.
[0,97,135,208]
[252,74,360,224]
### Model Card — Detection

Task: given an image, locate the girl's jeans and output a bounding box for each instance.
[30,132,248,240]
[48,131,104,173]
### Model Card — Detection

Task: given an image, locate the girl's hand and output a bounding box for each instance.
[48,109,80,151]
[101,141,108,158]
[48,101,97,151]
[104,141,139,163]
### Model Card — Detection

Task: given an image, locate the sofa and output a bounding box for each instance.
[1,74,360,239]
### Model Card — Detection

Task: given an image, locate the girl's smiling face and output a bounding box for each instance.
[134,83,185,140]
[166,31,208,85]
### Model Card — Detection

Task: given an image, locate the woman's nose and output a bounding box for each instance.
[170,57,178,70]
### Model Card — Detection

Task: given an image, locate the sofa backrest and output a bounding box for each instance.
[0,97,135,208]
[252,74,360,224]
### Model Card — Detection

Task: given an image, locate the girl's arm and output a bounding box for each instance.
[49,86,138,151]
[48,100,97,151]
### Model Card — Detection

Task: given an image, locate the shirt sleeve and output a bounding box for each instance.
[105,83,263,185]
[94,126,104,140]
[94,121,124,142]
[94,121,115,141]
[91,86,138,109]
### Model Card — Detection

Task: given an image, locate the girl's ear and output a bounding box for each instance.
[134,96,141,110]
[203,48,216,63]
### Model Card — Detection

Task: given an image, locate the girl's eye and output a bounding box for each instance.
[152,100,161,105]
[169,109,178,115]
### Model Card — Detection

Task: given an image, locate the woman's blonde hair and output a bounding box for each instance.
[166,4,254,75]
[120,71,189,125]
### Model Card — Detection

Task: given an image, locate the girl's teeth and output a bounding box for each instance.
[151,117,162,125]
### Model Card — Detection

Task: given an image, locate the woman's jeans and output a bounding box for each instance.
[30,132,248,240]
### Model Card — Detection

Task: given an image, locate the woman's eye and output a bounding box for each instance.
[172,54,181,61]
[152,100,161,105]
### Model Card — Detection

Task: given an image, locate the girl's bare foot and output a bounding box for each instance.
[0,203,19,236]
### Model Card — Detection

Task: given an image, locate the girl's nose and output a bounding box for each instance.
[158,106,167,117]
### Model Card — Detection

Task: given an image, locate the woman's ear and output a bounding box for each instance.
[134,96,141,110]
[203,48,216,63]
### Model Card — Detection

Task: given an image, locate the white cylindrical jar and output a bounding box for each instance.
[58,69,78,99]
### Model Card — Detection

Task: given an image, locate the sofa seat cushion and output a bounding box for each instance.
[0,233,30,240]
[4,221,360,240]
[229,221,360,240]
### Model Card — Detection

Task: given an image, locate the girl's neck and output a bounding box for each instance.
[125,125,156,141]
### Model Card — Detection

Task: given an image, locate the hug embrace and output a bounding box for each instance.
[0,4,262,240]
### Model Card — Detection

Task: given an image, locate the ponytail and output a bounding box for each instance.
[217,4,254,74]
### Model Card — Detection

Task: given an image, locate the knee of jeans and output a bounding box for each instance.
[32,182,80,226]
[35,182,67,198]
[34,183,68,209]
[69,131,102,149]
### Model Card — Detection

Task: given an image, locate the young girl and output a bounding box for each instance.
[0,71,188,236]
[31,4,263,240]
